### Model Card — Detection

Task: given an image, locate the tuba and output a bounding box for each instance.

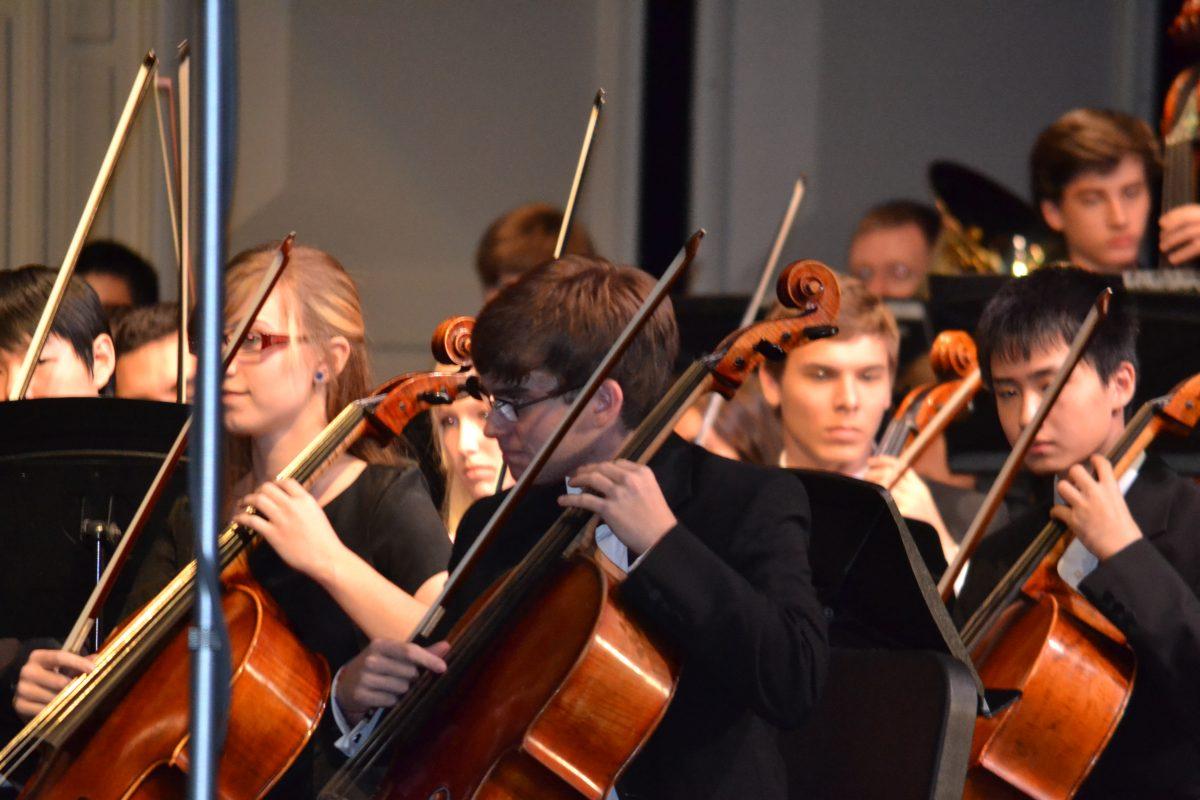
[929,160,1061,276]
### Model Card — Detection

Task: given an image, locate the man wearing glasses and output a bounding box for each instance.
[331,255,829,800]
[846,199,940,301]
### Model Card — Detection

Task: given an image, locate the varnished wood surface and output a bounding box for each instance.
[19,579,328,800]
[965,591,1134,799]
[375,557,678,800]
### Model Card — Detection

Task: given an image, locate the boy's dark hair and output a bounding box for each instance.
[110,302,180,355]
[1030,109,1162,206]
[475,203,597,290]
[0,265,110,372]
[76,239,159,306]
[976,265,1138,389]
[852,199,941,247]
[472,255,678,428]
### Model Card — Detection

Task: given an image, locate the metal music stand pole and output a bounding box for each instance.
[190,1,235,797]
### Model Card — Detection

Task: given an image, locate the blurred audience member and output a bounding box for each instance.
[77,240,159,314]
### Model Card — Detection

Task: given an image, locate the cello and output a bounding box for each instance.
[1161,0,1200,269]
[957,371,1200,798]
[0,321,479,799]
[320,253,840,800]
[877,329,981,469]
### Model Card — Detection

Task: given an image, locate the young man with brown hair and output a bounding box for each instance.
[474,202,596,300]
[757,277,971,562]
[332,255,828,800]
[110,303,195,402]
[847,199,941,299]
[957,266,1200,797]
[1030,107,1200,273]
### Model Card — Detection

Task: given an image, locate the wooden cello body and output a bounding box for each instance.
[964,570,1134,799]
[376,556,676,800]
[4,361,479,799]
[958,372,1200,797]
[19,562,328,800]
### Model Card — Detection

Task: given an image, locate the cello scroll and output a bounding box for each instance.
[707,260,840,397]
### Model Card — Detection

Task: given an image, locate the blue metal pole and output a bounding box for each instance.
[189,1,236,798]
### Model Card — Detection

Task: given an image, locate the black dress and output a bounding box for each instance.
[125,463,451,798]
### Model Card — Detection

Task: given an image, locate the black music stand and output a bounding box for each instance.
[783,470,977,799]
[0,398,190,645]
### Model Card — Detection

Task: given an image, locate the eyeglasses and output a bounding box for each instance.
[487,382,582,424]
[189,330,306,359]
[851,262,915,283]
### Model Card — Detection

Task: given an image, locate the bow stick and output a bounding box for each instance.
[493,88,607,493]
[423,231,704,637]
[555,88,606,259]
[938,288,1112,600]
[177,41,193,404]
[63,234,295,654]
[694,175,806,446]
[9,51,158,401]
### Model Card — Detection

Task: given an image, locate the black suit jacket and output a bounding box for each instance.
[448,434,829,800]
[957,456,1200,798]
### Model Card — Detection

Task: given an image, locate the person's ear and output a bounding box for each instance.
[90,333,116,391]
[318,335,353,383]
[1040,198,1065,233]
[758,365,782,409]
[1107,360,1137,411]
[590,378,625,430]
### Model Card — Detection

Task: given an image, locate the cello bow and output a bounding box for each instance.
[694,175,806,447]
[9,51,158,401]
[938,287,1112,600]
[423,230,704,637]
[61,234,296,654]
[555,89,606,259]
[491,88,608,494]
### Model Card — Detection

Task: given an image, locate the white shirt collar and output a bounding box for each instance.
[778,449,868,480]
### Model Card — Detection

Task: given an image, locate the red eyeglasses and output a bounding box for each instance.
[189,331,306,358]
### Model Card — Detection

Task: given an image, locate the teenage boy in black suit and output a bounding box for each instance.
[332,255,829,800]
[0,266,115,743]
[957,266,1200,798]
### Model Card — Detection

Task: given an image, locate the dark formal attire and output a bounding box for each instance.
[446,434,829,800]
[926,478,1010,544]
[128,463,450,799]
[957,456,1200,798]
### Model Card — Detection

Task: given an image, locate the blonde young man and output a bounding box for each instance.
[758,277,967,563]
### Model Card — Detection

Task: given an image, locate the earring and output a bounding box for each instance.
[314,370,326,384]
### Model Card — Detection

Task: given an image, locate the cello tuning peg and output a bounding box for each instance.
[753,340,787,362]
[417,390,452,406]
[803,325,838,341]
